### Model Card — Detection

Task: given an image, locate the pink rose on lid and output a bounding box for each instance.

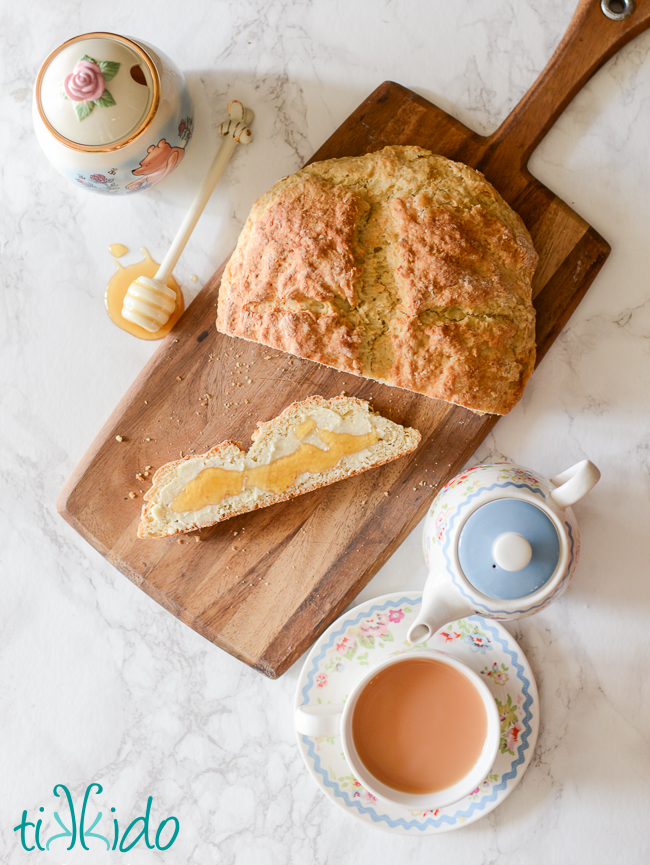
[63,60,105,102]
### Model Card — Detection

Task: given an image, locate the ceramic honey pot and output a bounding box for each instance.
[407,460,600,643]
[33,32,193,194]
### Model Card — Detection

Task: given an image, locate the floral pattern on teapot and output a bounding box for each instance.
[425,463,547,562]
[422,462,581,622]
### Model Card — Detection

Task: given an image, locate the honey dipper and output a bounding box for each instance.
[121,100,253,332]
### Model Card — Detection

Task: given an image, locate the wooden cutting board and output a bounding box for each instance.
[58,0,650,678]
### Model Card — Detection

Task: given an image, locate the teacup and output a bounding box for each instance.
[294,649,500,810]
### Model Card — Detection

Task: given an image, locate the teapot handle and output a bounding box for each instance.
[549,459,600,510]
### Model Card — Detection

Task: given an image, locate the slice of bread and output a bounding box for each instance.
[138,395,420,539]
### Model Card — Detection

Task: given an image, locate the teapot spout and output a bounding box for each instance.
[407,573,475,645]
[549,459,600,510]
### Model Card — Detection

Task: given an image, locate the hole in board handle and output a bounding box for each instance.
[601,0,635,20]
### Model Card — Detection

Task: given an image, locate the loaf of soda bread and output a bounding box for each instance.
[138,395,420,539]
[217,145,538,415]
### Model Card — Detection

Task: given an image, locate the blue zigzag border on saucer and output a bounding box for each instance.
[441,481,575,617]
[299,595,535,832]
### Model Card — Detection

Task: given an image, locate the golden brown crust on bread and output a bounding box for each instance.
[137,395,420,539]
[217,146,538,415]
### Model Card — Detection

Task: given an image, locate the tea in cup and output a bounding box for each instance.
[295,649,500,810]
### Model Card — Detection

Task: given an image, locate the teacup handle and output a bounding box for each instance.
[549,459,600,510]
[294,704,345,738]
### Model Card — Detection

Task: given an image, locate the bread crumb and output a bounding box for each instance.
[384,491,389,496]
[128,492,136,499]
[115,435,124,442]
[176,376,183,381]
[195,536,200,542]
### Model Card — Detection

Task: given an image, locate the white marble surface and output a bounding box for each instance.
[2,0,650,861]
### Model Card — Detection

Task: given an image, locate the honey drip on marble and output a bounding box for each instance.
[105,247,184,341]
[170,419,378,512]
[108,243,129,258]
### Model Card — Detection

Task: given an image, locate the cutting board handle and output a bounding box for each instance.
[484,0,650,172]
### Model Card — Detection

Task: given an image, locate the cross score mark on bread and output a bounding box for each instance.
[217,146,538,415]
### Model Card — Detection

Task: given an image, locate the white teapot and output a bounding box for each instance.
[407,460,600,644]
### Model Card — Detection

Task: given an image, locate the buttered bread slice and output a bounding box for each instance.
[137,395,420,539]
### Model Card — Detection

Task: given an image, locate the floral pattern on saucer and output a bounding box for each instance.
[295,593,539,835]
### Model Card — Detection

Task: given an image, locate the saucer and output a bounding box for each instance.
[294,593,539,835]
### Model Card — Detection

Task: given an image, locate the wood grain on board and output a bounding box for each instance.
[58,1,650,677]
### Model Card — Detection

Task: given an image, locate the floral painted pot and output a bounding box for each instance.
[407,460,600,643]
[33,32,193,194]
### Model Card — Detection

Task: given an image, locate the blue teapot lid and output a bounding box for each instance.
[457,499,560,600]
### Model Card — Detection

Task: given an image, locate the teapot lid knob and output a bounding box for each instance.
[492,532,532,571]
